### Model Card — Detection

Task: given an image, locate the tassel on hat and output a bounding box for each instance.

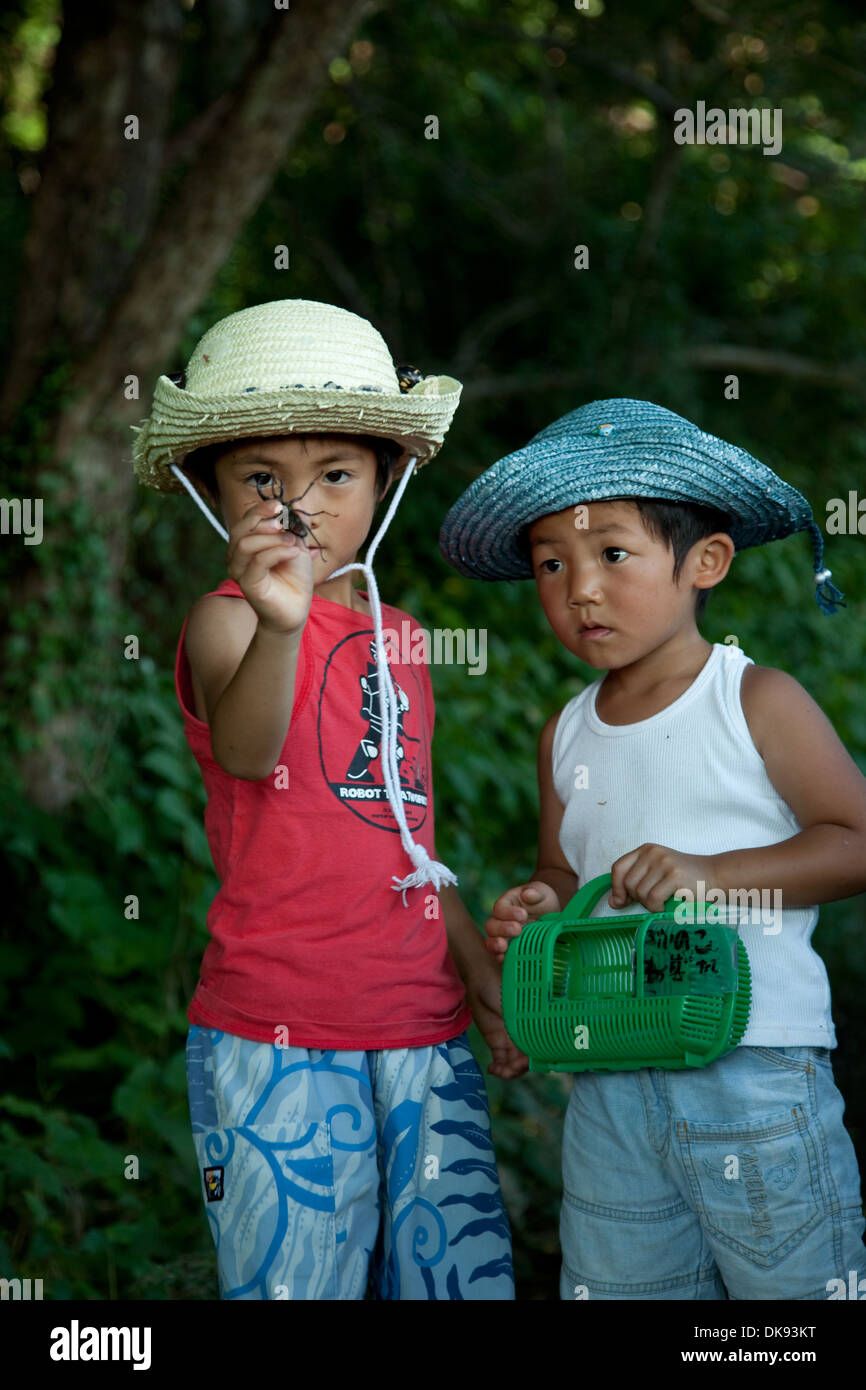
[807,522,846,615]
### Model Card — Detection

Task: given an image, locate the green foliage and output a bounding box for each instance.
[2,0,866,1300]
[0,657,220,1299]
[0,0,61,152]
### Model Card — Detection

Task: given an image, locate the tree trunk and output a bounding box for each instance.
[5,0,382,811]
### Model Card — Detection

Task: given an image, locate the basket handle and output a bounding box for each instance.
[559,872,680,922]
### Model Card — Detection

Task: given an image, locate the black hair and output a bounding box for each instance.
[182,433,401,505]
[626,497,732,618]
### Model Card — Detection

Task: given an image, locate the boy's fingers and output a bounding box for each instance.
[609,848,642,905]
[484,935,510,957]
[229,532,299,568]
[243,498,285,527]
[620,862,664,910]
[485,882,560,951]
[491,899,524,918]
[229,502,286,550]
[519,881,558,915]
[488,1053,529,1079]
[228,530,305,584]
[632,870,670,912]
[485,911,522,935]
[235,540,303,581]
[487,925,511,941]
[489,892,528,923]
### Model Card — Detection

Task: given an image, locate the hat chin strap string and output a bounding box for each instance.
[331,456,459,904]
[170,463,230,541]
[171,457,458,904]
[807,521,846,615]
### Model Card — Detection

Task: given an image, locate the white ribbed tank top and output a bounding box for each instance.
[551,642,835,1047]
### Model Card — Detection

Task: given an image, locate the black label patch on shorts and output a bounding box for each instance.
[203,1165,224,1202]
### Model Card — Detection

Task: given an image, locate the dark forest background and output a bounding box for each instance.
[1,0,865,1299]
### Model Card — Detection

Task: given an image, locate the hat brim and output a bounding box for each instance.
[439,431,814,581]
[133,374,462,493]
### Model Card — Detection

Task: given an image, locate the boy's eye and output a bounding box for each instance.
[323,468,351,483]
[249,471,282,494]
[602,547,629,563]
[538,557,562,574]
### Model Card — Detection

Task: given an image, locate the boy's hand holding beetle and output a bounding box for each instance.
[227,488,315,638]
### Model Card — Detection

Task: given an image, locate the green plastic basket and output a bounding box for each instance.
[501,872,751,1073]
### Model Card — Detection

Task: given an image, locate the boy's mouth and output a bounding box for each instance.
[579,620,611,639]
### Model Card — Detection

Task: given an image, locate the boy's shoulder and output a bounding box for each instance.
[738,661,812,759]
[185,584,258,649]
[739,661,801,699]
[538,703,571,759]
[182,587,260,724]
[541,675,601,737]
[540,707,563,743]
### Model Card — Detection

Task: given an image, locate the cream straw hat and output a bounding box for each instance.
[132,298,463,905]
[131,298,462,492]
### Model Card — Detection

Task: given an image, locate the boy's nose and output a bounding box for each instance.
[567,571,602,606]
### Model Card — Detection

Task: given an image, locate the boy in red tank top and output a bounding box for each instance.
[132,299,518,1300]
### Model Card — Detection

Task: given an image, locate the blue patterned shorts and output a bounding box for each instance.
[186,1026,515,1300]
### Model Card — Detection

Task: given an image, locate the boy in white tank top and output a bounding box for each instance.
[439,398,866,1301]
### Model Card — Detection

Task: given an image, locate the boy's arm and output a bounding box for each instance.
[711,665,866,905]
[610,666,866,911]
[184,496,315,780]
[439,881,530,1079]
[485,710,578,957]
[185,596,303,780]
[532,710,580,906]
[440,883,495,979]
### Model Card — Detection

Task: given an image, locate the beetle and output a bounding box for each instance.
[254,472,327,552]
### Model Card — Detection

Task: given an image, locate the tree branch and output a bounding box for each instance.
[450,17,683,114]
[452,295,540,376]
[459,348,865,403]
[55,0,383,454]
[304,231,377,324]
[687,0,732,24]
[683,344,865,390]
[461,369,595,401]
[0,0,185,426]
[159,90,234,175]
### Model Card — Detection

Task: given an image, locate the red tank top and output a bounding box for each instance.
[175,578,471,1049]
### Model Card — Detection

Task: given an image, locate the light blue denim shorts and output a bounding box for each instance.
[559,1045,866,1300]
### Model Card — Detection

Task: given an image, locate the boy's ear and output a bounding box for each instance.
[692,532,736,592]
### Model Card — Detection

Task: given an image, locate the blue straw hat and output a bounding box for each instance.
[439,398,845,614]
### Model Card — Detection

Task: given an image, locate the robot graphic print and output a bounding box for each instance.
[317,629,430,831]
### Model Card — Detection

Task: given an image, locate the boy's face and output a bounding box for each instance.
[207,434,385,580]
[527,499,731,669]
